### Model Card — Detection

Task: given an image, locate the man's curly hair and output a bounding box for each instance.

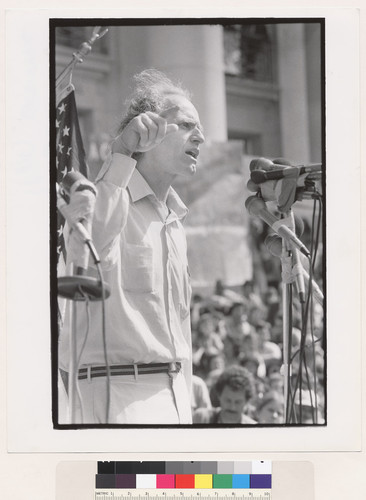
[215,365,256,401]
[117,69,191,135]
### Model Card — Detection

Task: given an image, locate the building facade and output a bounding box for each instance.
[55,22,322,180]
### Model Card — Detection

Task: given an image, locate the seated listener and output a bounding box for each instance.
[193,366,257,424]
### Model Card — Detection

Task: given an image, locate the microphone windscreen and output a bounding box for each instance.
[264,234,282,257]
[250,170,268,184]
[62,171,86,194]
[249,158,261,172]
[245,195,266,216]
[247,179,260,192]
[273,158,294,167]
[62,171,97,196]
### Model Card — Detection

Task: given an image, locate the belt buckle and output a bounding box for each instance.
[168,362,180,378]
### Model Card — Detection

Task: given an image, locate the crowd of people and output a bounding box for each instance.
[190,279,325,425]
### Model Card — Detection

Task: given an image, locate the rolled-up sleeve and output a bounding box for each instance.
[92,154,136,270]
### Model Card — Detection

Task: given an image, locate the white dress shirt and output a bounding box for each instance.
[59,153,193,394]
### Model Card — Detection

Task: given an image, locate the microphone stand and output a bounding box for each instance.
[278,210,297,423]
[247,168,323,424]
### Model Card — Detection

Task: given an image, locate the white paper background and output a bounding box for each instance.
[1,2,365,499]
[5,7,361,453]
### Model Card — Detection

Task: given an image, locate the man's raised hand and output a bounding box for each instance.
[112,106,179,156]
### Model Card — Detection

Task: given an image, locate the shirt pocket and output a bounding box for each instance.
[121,243,154,293]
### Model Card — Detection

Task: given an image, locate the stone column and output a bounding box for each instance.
[276,24,311,164]
[145,25,228,142]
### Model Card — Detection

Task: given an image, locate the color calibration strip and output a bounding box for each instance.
[96,461,272,490]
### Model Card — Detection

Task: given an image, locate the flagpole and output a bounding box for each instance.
[56,26,109,90]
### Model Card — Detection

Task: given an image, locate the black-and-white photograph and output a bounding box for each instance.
[52,19,325,427]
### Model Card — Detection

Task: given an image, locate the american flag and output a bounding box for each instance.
[56,85,89,263]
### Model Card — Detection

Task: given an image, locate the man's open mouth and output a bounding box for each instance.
[186,149,199,160]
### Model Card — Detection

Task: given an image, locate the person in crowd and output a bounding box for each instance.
[294,389,324,424]
[247,303,268,327]
[242,280,263,310]
[263,286,280,326]
[191,374,212,414]
[192,313,224,368]
[268,372,284,394]
[193,366,257,424]
[201,352,226,390]
[223,301,253,354]
[255,390,285,424]
[213,279,245,305]
[59,69,205,424]
[255,320,282,363]
[265,358,282,378]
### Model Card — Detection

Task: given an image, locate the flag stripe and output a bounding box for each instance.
[56,86,88,263]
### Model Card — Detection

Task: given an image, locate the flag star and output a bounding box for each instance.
[57,225,64,237]
[56,119,60,128]
[58,103,66,114]
[61,167,68,178]
[57,245,62,255]
[58,143,64,153]
[63,126,70,136]
[67,146,72,156]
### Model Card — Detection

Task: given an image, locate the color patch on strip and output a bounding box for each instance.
[213,474,232,488]
[175,474,195,488]
[250,474,272,489]
[96,474,116,488]
[182,462,198,474]
[195,474,213,489]
[252,461,272,474]
[199,462,217,474]
[232,474,250,488]
[217,462,235,474]
[136,474,156,488]
[166,462,184,474]
[98,462,116,474]
[233,462,251,474]
[116,462,165,474]
[157,474,175,488]
[116,474,136,488]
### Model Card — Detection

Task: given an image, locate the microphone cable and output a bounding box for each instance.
[95,259,111,425]
[74,289,91,424]
[73,238,111,424]
[287,194,323,424]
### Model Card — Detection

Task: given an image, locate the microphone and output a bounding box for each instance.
[57,172,98,274]
[251,168,322,185]
[265,234,324,305]
[250,157,322,173]
[61,170,97,199]
[245,195,311,257]
[250,161,322,185]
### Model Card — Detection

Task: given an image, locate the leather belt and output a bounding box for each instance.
[77,362,181,380]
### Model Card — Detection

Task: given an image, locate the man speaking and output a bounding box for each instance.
[58,69,205,424]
